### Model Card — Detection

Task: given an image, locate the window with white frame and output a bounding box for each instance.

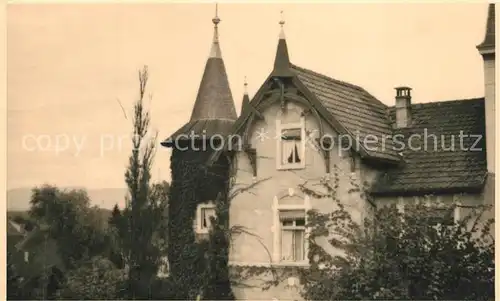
[279,209,306,262]
[196,203,216,234]
[426,205,455,227]
[277,118,306,170]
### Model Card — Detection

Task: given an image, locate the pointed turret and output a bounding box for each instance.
[190,5,237,121]
[271,11,294,78]
[477,3,495,55]
[162,5,237,147]
[240,77,250,115]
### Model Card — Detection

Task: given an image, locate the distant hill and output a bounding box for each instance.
[7,187,128,211]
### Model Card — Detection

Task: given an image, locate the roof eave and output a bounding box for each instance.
[370,184,486,197]
[477,46,495,56]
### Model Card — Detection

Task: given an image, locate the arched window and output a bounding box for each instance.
[272,188,311,264]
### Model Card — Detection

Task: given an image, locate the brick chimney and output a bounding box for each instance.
[477,4,495,174]
[395,86,412,128]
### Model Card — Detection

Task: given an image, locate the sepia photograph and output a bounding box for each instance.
[6,2,496,300]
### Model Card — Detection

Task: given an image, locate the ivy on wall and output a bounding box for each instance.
[167,144,234,300]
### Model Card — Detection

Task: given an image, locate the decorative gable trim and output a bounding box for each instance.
[243,146,257,177]
[207,71,401,167]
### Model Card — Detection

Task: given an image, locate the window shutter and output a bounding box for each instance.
[282,128,302,140]
[279,210,305,221]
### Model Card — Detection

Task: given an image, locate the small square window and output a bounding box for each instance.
[196,203,217,234]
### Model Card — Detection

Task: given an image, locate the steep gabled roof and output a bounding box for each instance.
[371,98,487,195]
[208,19,402,165]
[291,64,401,162]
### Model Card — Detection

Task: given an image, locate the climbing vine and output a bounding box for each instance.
[167,144,234,300]
[227,164,374,295]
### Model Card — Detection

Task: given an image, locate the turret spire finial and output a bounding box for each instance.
[279,10,286,39]
[244,76,248,95]
[209,3,222,58]
[213,3,220,26]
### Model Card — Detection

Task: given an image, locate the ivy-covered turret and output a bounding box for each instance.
[161,5,237,300]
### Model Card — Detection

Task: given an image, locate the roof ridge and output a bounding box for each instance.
[290,63,364,91]
[387,97,485,109]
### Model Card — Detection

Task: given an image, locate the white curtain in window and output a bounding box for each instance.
[282,140,296,165]
[281,229,294,261]
[281,229,305,261]
[293,230,304,261]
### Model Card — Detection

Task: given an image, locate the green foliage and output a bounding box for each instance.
[28,185,110,269]
[7,261,24,300]
[168,147,234,300]
[300,169,495,301]
[202,189,235,300]
[56,256,127,300]
[115,65,171,299]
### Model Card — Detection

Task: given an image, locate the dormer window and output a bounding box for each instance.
[276,117,306,170]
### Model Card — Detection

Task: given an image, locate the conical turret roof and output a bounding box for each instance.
[162,6,237,147]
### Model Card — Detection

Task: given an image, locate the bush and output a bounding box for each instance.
[57,256,127,299]
[302,200,494,300]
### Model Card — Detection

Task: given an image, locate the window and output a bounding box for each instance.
[406,196,458,227]
[277,118,306,170]
[24,251,29,263]
[279,210,306,262]
[281,129,302,164]
[427,207,455,226]
[157,256,169,278]
[196,203,216,234]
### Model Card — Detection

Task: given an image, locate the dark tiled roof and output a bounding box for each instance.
[163,39,237,146]
[291,64,401,162]
[161,118,235,147]
[371,98,487,195]
[477,4,495,50]
[189,57,237,122]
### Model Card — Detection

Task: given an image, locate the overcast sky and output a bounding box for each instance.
[7,3,490,189]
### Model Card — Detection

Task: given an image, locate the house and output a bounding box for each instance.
[7,219,27,267]
[11,224,65,299]
[162,4,495,300]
